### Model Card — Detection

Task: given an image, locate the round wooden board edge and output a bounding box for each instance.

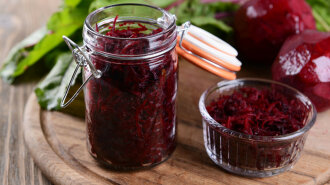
[23,93,109,185]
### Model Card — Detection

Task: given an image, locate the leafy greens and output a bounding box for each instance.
[0,0,92,83]
[35,52,80,110]
[306,0,330,32]
[1,0,329,110]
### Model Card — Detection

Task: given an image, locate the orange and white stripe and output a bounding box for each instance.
[176,24,241,80]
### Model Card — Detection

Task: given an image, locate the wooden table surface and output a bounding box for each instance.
[0,0,329,185]
[0,0,61,184]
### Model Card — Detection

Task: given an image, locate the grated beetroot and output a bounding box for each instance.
[206,87,307,136]
[84,16,178,168]
[204,86,311,172]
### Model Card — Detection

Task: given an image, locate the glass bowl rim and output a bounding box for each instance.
[85,3,176,40]
[199,78,317,141]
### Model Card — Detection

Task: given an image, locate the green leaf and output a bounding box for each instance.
[64,0,81,8]
[190,16,233,33]
[0,0,92,83]
[170,0,238,36]
[152,0,177,8]
[0,27,48,83]
[88,0,176,12]
[306,0,330,32]
[35,52,80,110]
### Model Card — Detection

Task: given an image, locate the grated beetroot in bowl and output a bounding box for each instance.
[206,87,307,136]
[84,15,177,168]
[203,84,313,174]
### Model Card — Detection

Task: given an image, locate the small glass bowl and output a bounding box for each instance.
[199,78,317,177]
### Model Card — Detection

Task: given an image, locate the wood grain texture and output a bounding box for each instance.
[23,59,330,185]
[0,0,61,184]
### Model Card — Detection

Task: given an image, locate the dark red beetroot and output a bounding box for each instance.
[205,86,310,171]
[84,18,178,168]
[206,87,307,136]
[234,0,316,64]
[272,30,330,112]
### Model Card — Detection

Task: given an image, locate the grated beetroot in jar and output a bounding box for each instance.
[84,15,178,168]
[206,87,307,136]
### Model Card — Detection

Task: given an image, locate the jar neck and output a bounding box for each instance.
[82,4,177,59]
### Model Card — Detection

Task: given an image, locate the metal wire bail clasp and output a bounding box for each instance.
[61,36,102,108]
[177,21,191,42]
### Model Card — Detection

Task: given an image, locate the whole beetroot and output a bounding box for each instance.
[234,0,316,64]
[272,30,330,112]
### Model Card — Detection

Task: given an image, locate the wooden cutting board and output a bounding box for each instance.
[23,59,330,185]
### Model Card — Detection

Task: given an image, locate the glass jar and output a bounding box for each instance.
[64,4,178,169]
[199,78,317,177]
